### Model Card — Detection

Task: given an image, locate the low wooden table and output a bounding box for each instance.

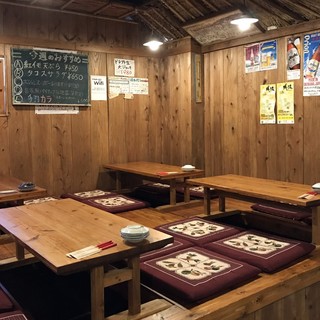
[0,198,173,320]
[0,175,47,204]
[103,161,204,205]
[188,174,320,244]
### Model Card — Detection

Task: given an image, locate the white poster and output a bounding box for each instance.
[129,78,149,95]
[114,58,135,77]
[91,75,107,101]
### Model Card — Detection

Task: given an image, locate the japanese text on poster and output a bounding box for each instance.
[303,32,320,96]
[245,43,260,73]
[287,36,301,80]
[260,84,276,124]
[114,58,135,77]
[108,76,148,97]
[277,82,294,124]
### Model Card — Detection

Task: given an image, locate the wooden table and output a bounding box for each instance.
[103,161,204,205]
[0,175,47,204]
[0,198,173,320]
[188,174,320,244]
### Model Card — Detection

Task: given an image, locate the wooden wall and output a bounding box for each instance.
[204,33,320,185]
[0,5,197,196]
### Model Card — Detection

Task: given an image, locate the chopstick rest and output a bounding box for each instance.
[66,241,117,259]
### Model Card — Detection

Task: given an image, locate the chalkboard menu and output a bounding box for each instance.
[11,48,90,106]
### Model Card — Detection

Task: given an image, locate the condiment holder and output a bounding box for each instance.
[120,225,149,243]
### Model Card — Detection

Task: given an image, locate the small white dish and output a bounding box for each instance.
[181,164,195,172]
[312,183,320,193]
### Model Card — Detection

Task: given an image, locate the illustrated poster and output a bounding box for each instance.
[245,43,260,73]
[260,40,277,71]
[287,36,301,80]
[260,84,276,124]
[303,32,320,96]
[277,82,294,124]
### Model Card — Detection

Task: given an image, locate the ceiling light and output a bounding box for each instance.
[230,17,258,31]
[143,39,163,51]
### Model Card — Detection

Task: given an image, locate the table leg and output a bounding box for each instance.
[115,171,121,192]
[204,187,211,215]
[169,179,177,205]
[312,206,320,245]
[15,242,25,260]
[90,266,105,320]
[219,196,226,212]
[127,256,141,315]
[183,178,190,203]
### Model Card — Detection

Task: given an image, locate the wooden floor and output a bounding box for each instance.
[1,199,320,320]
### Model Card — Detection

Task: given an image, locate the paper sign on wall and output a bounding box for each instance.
[114,58,135,77]
[277,82,294,124]
[91,75,107,101]
[260,84,276,124]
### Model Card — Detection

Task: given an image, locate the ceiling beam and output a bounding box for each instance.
[159,0,186,22]
[60,0,74,10]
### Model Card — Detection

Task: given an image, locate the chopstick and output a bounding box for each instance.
[66,241,117,259]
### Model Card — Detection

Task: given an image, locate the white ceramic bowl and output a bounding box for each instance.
[120,225,149,243]
[181,164,195,172]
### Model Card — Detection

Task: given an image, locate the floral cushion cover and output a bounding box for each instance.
[156,217,243,245]
[140,247,261,301]
[83,194,149,213]
[204,230,315,273]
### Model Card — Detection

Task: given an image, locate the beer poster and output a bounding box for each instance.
[277,82,294,124]
[260,40,277,71]
[287,36,301,80]
[245,43,260,73]
[260,84,276,124]
[303,32,320,96]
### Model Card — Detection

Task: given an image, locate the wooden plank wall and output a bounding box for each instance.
[0,5,196,196]
[204,34,320,185]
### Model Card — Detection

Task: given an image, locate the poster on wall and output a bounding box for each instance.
[244,43,260,73]
[277,82,294,124]
[260,40,277,71]
[260,84,276,124]
[91,75,107,101]
[244,40,277,73]
[114,58,135,77]
[287,36,301,80]
[303,32,320,96]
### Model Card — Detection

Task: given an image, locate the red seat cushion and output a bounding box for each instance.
[60,190,116,201]
[204,230,315,273]
[141,247,261,302]
[83,194,149,213]
[156,217,243,245]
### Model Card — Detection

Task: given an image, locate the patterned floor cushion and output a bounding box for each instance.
[251,203,311,221]
[204,230,316,273]
[140,247,261,302]
[83,194,149,213]
[0,311,28,320]
[156,217,243,245]
[60,190,116,202]
[23,197,58,205]
[140,238,193,262]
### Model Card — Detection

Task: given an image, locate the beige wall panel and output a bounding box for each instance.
[222,48,239,174]
[30,114,53,193]
[88,52,110,189]
[238,46,259,178]
[50,114,73,195]
[161,53,192,166]
[204,50,224,175]
[147,57,163,162]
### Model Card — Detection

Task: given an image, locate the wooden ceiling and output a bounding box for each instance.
[2,0,320,46]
